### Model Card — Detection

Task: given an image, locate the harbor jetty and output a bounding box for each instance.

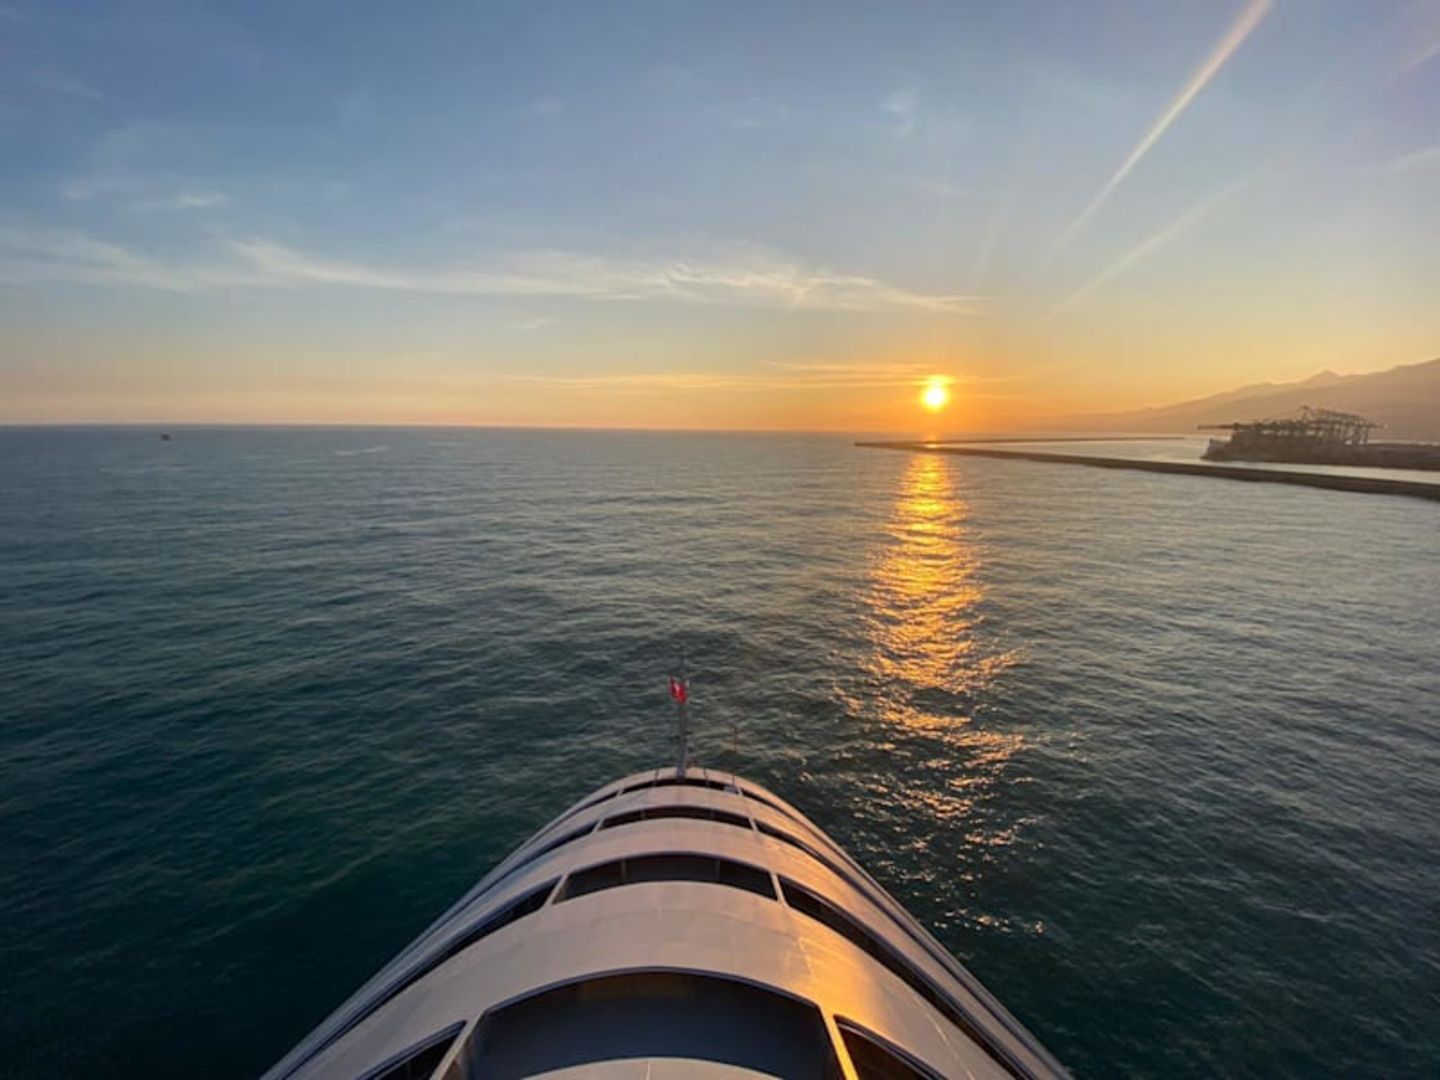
[856,440,1440,503]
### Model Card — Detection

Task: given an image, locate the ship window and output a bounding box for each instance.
[612,776,806,825]
[574,789,618,813]
[758,821,1006,1017]
[563,857,625,896]
[739,787,820,829]
[546,788,619,831]
[758,821,908,926]
[425,879,556,970]
[739,787,785,811]
[550,789,613,829]
[414,821,593,938]
[268,882,557,1080]
[621,776,734,794]
[559,852,775,901]
[757,819,845,873]
[600,804,753,830]
[463,970,843,1079]
[522,821,597,864]
[779,879,1022,1079]
[600,807,644,828]
[837,1020,941,1080]
[356,881,556,1035]
[716,857,770,891]
[363,1023,462,1080]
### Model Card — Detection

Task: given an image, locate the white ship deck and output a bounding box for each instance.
[263,768,1068,1080]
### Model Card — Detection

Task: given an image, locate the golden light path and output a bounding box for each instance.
[859,453,1023,830]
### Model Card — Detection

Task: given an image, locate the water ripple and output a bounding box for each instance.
[0,427,1436,1078]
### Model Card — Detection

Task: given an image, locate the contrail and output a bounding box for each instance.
[1042,180,1249,324]
[969,189,1012,288]
[1051,0,1271,256]
[1397,38,1440,78]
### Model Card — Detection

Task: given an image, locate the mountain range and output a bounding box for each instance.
[1057,358,1440,440]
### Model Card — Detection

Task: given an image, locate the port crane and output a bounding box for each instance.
[1199,405,1378,447]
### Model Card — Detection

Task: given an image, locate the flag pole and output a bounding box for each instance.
[674,650,691,776]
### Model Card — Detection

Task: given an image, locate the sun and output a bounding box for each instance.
[920,377,950,412]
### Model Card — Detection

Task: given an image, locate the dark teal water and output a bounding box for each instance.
[2,427,1436,1078]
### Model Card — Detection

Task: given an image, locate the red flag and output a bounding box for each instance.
[669,677,688,704]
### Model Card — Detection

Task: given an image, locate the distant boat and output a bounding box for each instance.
[263,673,1067,1079]
[159,433,172,441]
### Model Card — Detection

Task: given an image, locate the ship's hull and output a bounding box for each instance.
[264,768,1067,1080]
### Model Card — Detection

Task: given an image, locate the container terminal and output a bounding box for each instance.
[1200,407,1440,471]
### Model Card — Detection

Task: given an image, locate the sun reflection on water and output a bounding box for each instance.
[859,452,1024,824]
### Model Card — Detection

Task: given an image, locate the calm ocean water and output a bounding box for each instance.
[1,427,1436,1078]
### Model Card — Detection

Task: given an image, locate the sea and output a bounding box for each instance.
[1,426,1436,1079]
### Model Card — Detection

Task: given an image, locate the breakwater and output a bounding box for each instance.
[856,441,1440,503]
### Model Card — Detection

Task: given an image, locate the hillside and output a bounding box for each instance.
[1058,359,1440,440]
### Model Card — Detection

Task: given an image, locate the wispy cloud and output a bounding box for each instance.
[498,371,779,393]
[170,190,229,209]
[230,239,982,314]
[60,176,121,201]
[507,316,553,331]
[1043,181,1249,323]
[127,189,231,211]
[0,226,980,314]
[903,176,970,200]
[882,88,921,137]
[495,360,1015,397]
[1388,144,1440,174]
[877,88,967,141]
[765,360,939,387]
[1051,0,1271,256]
[716,98,789,131]
[61,173,230,211]
[0,226,223,292]
[61,123,225,209]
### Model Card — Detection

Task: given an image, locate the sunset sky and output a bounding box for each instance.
[1,0,1437,430]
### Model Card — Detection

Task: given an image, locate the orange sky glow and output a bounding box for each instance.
[1,1,1436,431]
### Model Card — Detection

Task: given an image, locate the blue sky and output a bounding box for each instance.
[1,0,1437,427]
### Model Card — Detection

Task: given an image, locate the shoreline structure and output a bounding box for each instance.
[856,440,1440,503]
